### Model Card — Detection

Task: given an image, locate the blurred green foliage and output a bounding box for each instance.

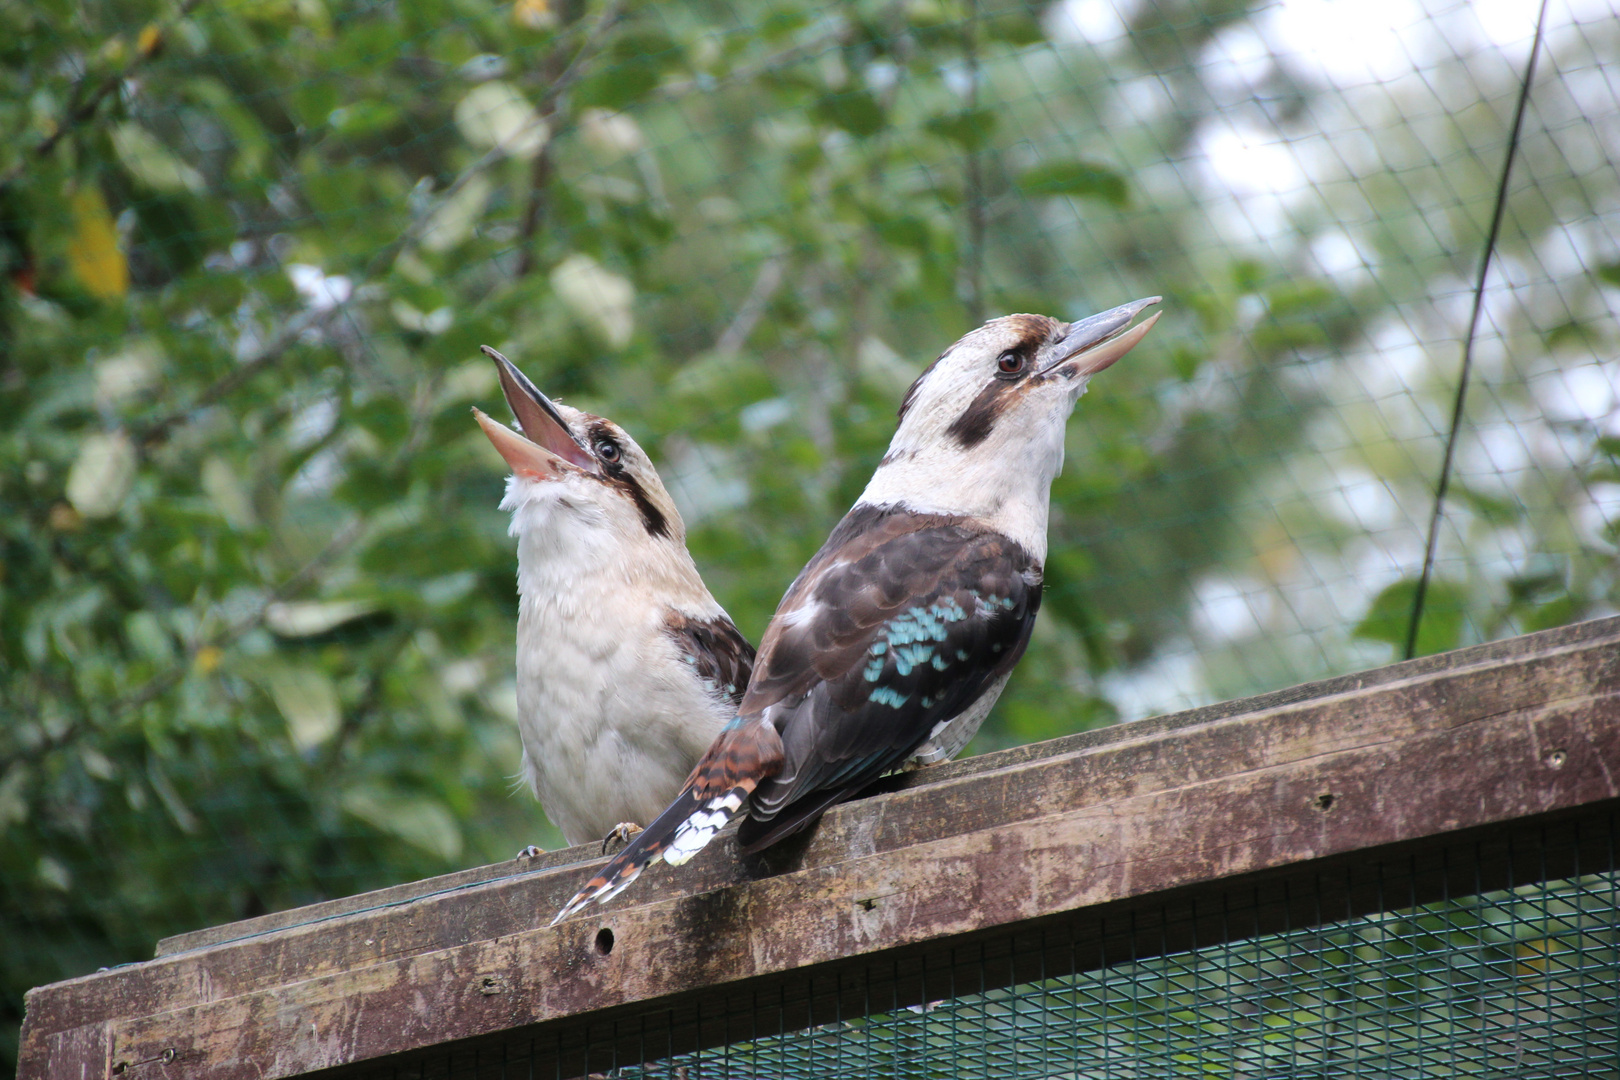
[2,0,1616,1069]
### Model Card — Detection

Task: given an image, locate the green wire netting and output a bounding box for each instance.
[666,871,1619,1079]
[385,837,1618,1080]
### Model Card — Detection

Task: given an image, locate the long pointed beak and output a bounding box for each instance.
[480,345,595,472]
[1048,296,1163,377]
[473,407,569,480]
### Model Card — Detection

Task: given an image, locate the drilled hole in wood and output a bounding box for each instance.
[594,927,614,956]
[1315,793,1335,811]
[1547,749,1568,768]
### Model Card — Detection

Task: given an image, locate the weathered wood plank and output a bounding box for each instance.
[149,611,1620,958]
[18,616,1620,1080]
[103,696,1620,1076]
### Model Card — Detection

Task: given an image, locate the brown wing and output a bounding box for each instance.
[665,611,755,707]
[736,503,1042,845]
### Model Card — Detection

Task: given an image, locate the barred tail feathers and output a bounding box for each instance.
[548,718,783,926]
[546,788,708,927]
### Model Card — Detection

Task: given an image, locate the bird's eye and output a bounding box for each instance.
[997,351,1025,375]
[595,438,622,464]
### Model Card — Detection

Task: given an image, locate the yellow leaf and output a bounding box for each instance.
[67,188,127,299]
[136,24,164,57]
[512,0,555,29]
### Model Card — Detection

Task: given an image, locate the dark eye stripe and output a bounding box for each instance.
[946,380,1015,448]
[947,333,1050,447]
[618,472,670,538]
[585,422,668,537]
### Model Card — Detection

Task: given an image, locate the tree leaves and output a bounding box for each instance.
[574,26,681,111]
[340,786,463,861]
[1015,160,1130,207]
[110,123,205,194]
[263,666,342,752]
[551,253,635,349]
[65,432,136,519]
[1353,578,1470,657]
[453,82,548,160]
[925,108,997,151]
[814,90,887,137]
[65,187,127,299]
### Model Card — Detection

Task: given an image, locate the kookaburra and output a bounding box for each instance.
[552,298,1162,923]
[473,346,755,850]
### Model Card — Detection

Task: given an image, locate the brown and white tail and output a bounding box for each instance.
[549,718,783,926]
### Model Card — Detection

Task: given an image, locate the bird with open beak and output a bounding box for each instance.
[472,346,755,851]
[551,297,1162,923]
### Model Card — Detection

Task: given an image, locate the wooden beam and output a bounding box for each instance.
[19,617,1620,1080]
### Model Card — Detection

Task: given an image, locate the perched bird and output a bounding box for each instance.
[473,346,755,850]
[552,297,1162,923]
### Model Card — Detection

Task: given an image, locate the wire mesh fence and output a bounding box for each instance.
[618,869,1620,1079]
[634,885,1620,1077]
[3,0,1618,1071]
[336,811,1620,1080]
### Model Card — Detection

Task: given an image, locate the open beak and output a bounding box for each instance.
[474,345,596,478]
[1047,296,1163,378]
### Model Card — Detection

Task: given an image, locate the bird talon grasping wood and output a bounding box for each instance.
[600,822,645,854]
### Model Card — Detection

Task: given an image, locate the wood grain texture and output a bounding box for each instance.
[19,616,1620,1080]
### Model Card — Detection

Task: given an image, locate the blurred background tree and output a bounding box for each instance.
[1,0,1615,1067]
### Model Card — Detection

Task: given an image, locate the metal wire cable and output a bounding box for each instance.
[1403,0,1554,660]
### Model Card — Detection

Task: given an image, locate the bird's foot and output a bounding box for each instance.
[515,845,546,860]
[600,822,644,854]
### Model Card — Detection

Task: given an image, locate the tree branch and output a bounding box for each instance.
[655,23,855,103]
[958,0,986,326]
[714,254,785,356]
[0,516,363,773]
[0,0,205,189]
[514,0,627,277]
[133,133,515,451]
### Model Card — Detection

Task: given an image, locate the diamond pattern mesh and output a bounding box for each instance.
[619,872,1619,1079]
[367,818,1619,1080]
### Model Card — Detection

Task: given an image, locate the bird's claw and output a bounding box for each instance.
[515,845,545,860]
[601,822,644,854]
